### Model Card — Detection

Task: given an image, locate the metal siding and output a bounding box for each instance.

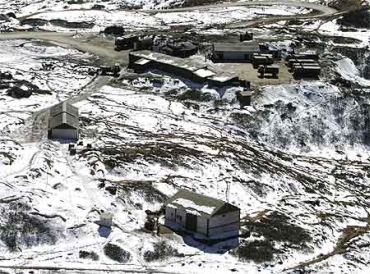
[196,217,208,235]
[223,52,248,60]
[175,209,186,227]
[165,207,176,222]
[209,222,240,237]
[51,129,78,140]
[208,211,240,237]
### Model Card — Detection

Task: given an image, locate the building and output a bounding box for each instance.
[100,213,113,228]
[129,50,240,87]
[236,91,252,107]
[165,189,240,239]
[48,102,79,140]
[240,32,253,42]
[160,41,198,58]
[212,42,261,62]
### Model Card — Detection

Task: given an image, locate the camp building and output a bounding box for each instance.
[212,42,261,62]
[48,102,79,140]
[129,50,240,87]
[165,189,240,239]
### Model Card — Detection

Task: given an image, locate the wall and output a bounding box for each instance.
[51,129,78,140]
[223,52,247,60]
[196,217,208,235]
[165,206,176,222]
[208,210,240,237]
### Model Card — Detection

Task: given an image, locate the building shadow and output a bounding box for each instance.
[98,226,112,238]
[182,234,239,254]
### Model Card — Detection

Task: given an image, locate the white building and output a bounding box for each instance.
[48,102,79,140]
[165,189,240,239]
[212,42,261,62]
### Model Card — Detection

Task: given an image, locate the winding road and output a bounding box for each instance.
[144,0,337,16]
[0,1,339,63]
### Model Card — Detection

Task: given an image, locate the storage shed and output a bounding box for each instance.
[212,43,261,62]
[165,189,240,239]
[236,91,252,107]
[48,102,79,140]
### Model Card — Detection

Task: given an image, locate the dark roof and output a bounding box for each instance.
[166,189,239,218]
[214,43,260,53]
[49,102,79,129]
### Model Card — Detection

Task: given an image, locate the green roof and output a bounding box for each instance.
[166,189,239,218]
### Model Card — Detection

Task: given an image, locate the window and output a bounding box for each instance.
[177,215,182,221]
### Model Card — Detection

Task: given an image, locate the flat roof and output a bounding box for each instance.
[130,50,206,72]
[194,68,216,78]
[214,43,260,53]
[209,73,238,83]
[135,58,152,65]
[131,50,239,82]
[238,91,252,97]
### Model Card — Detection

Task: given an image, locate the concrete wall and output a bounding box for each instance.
[209,210,240,237]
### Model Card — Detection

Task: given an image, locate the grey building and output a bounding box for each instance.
[165,189,240,239]
[212,43,261,62]
[236,91,252,107]
[48,102,79,140]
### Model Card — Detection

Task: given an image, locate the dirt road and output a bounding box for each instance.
[144,0,337,17]
[0,32,129,65]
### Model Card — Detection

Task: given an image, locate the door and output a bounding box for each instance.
[185,213,197,232]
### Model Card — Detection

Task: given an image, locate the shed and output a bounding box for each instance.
[236,91,252,107]
[100,213,113,228]
[48,102,79,140]
[165,189,240,239]
[213,43,261,62]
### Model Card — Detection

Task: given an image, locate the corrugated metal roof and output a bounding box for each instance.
[49,113,79,129]
[49,102,79,129]
[50,102,78,118]
[214,43,260,53]
[166,189,239,218]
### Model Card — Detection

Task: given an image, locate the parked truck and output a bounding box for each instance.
[100,63,121,77]
[252,54,274,68]
[288,58,318,68]
[293,65,321,78]
[258,64,279,78]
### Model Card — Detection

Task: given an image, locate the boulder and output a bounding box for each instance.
[7,86,32,98]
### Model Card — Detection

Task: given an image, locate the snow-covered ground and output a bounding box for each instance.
[0,40,93,135]
[22,5,310,32]
[0,0,184,16]
[0,1,370,274]
[1,65,370,273]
